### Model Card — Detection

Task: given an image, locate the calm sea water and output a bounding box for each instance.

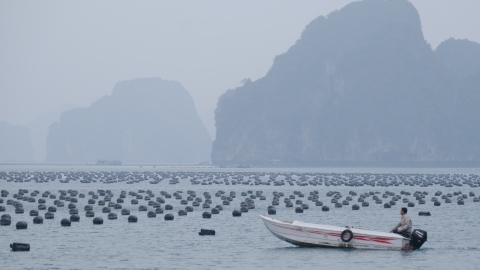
[1,165,479,269]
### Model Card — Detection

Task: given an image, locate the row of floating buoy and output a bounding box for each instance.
[2,171,480,187]
[1,186,478,228]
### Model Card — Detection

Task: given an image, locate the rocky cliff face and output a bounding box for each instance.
[47,78,211,163]
[0,121,33,162]
[212,0,480,166]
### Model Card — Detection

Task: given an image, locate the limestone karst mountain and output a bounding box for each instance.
[212,0,480,166]
[47,78,211,164]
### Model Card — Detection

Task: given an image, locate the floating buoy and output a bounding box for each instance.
[44,212,54,219]
[199,229,215,236]
[407,202,415,207]
[128,215,138,223]
[295,207,303,213]
[322,206,330,212]
[202,212,212,218]
[60,218,71,227]
[108,213,118,220]
[211,208,219,214]
[352,204,360,210]
[164,213,174,220]
[33,216,43,224]
[10,243,30,251]
[232,210,241,217]
[16,221,27,229]
[93,217,103,225]
[147,211,156,218]
[178,210,187,216]
[85,210,95,217]
[29,210,39,216]
[70,214,80,222]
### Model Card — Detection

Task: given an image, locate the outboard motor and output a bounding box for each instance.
[408,229,427,250]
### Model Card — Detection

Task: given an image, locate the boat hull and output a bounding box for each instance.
[260,214,410,250]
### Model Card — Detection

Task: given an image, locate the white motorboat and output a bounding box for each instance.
[260,214,427,250]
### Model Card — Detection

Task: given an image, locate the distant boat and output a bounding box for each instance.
[95,159,122,166]
[260,214,427,250]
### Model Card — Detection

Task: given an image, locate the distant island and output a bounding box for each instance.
[47,78,212,164]
[212,0,480,167]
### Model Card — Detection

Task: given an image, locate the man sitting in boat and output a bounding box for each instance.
[390,207,412,237]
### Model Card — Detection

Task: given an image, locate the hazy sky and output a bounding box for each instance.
[1,0,479,138]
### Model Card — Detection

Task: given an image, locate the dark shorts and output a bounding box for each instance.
[392,228,411,238]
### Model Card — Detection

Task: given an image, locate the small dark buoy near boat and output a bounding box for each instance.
[33,216,43,224]
[240,206,248,213]
[108,213,118,220]
[147,211,156,218]
[165,204,173,210]
[457,200,464,205]
[0,205,5,212]
[70,214,80,222]
[164,213,174,220]
[407,202,415,207]
[419,211,431,216]
[211,208,219,214]
[295,207,303,213]
[199,229,215,236]
[121,209,130,215]
[10,243,30,251]
[434,201,441,206]
[268,208,276,215]
[29,210,39,216]
[139,205,147,211]
[93,217,103,225]
[384,203,391,208]
[232,210,241,217]
[16,221,27,229]
[352,204,360,210]
[85,210,95,217]
[178,210,187,216]
[202,211,212,218]
[61,218,71,227]
[322,206,330,212]
[361,202,369,207]
[48,206,57,212]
